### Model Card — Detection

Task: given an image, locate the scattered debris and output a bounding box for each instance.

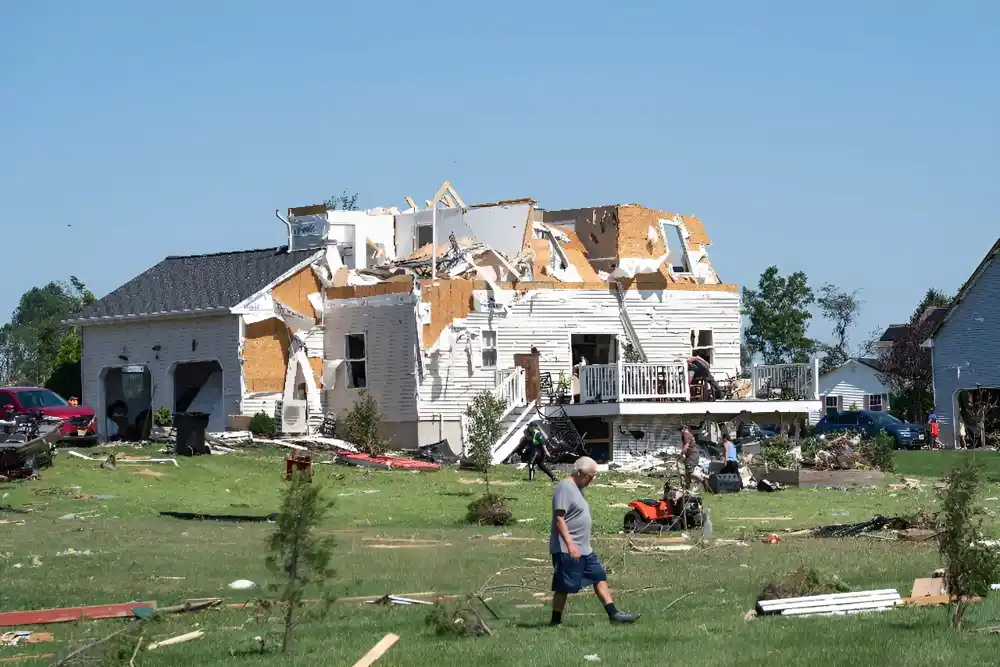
[67,451,178,466]
[160,511,278,523]
[147,630,204,650]
[338,490,380,497]
[364,595,434,607]
[756,589,903,617]
[763,534,781,545]
[629,544,693,554]
[888,477,923,491]
[0,653,56,664]
[0,602,156,627]
[135,468,165,478]
[758,568,849,603]
[584,655,601,662]
[352,633,400,667]
[55,548,91,557]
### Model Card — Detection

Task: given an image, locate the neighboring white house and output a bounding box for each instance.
[809,358,891,425]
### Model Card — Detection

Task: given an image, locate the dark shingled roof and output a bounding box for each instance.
[877,324,909,343]
[857,357,884,373]
[76,246,322,321]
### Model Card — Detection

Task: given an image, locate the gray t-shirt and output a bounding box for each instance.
[549,477,593,556]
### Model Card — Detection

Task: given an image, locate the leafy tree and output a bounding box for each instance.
[266,470,335,653]
[465,390,506,495]
[0,277,95,389]
[323,190,359,211]
[911,288,950,324]
[816,284,863,374]
[875,289,949,423]
[741,266,816,365]
[939,461,1000,630]
[344,391,387,455]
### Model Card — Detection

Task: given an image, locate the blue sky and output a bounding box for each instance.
[1,1,997,348]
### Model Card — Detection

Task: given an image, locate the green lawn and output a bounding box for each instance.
[2,447,1000,665]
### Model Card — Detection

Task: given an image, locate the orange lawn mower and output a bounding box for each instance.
[623,475,708,534]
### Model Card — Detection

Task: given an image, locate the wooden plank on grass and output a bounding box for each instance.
[353,633,399,667]
[0,602,157,627]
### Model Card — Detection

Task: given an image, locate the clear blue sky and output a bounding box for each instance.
[2,1,997,347]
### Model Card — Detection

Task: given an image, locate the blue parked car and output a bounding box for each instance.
[813,410,926,450]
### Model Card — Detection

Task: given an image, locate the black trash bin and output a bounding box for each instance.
[174,412,211,456]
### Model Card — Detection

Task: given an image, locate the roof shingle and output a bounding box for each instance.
[77,247,321,321]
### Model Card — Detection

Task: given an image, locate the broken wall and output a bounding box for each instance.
[80,314,241,436]
[395,202,534,261]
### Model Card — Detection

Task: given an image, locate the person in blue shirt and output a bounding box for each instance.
[720,431,739,475]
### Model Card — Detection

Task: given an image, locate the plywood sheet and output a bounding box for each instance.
[273,265,323,319]
[243,319,289,393]
[327,281,413,300]
[418,279,474,349]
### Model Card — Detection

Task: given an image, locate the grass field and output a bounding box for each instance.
[3,447,1000,665]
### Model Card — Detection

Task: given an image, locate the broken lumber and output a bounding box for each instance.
[0,602,156,627]
[756,590,902,617]
[147,630,204,650]
[0,654,55,664]
[353,633,399,667]
[158,598,222,614]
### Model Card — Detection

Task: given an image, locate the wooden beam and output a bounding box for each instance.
[430,180,451,206]
[403,196,417,210]
[447,184,467,209]
[352,634,399,667]
[0,602,157,627]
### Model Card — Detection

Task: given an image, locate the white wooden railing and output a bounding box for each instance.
[751,359,820,401]
[580,362,688,403]
[492,367,527,422]
[578,360,821,403]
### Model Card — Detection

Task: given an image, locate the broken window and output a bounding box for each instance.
[416,225,434,249]
[824,395,839,416]
[659,221,691,273]
[482,330,497,369]
[690,330,714,365]
[868,394,884,412]
[345,333,367,389]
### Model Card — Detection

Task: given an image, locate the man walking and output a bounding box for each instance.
[550,457,640,626]
[680,425,712,494]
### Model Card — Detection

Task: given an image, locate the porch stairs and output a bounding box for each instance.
[613,282,648,362]
[490,401,538,464]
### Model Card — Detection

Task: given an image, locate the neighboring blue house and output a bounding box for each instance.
[926,238,1000,448]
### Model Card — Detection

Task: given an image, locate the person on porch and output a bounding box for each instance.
[686,356,723,400]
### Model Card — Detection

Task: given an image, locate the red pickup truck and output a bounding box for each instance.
[0,387,98,444]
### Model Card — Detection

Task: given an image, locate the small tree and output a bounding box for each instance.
[344,391,387,455]
[938,461,1000,630]
[266,470,335,653]
[249,411,277,437]
[465,391,506,494]
[968,388,999,450]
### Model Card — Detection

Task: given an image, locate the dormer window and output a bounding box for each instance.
[659,220,691,273]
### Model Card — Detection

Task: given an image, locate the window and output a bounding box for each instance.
[690,330,714,364]
[839,412,859,427]
[0,392,14,413]
[416,225,434,249]
[868,394,884,412]
[14,389,68,409]
[824,395,839,417]
[345,333,367,388]
[659,221,691,273]
[481,330,497,368]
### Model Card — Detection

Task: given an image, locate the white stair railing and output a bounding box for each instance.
[492,367,526,422]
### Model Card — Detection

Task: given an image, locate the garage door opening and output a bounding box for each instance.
[172,361,224,428]
[957,387,1000,449]
[103,365,152,442]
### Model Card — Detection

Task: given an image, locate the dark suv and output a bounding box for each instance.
[813,410,925,450]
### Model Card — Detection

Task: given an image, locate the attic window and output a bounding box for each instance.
[691,329,713,364]
[659,221,691,273]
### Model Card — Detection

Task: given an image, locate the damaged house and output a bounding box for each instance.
[925,237,1000,448]
[69,181,822,460]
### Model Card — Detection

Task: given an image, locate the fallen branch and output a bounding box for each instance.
[128,634,143,667]
[50,628,130,667]
[662,592,694,612]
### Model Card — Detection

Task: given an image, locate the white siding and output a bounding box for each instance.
[417,288,741,420]
[81,315,241,436]
[323,295,419,422]
[809,361,892,424]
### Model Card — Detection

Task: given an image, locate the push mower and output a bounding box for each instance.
[623,477,707,533]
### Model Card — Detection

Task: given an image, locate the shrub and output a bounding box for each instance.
[466,492,515,526]
[426,597,492,637]
[939,460,1000,630]
[756,436,793,468]
[153,407,173,427]
[758,567,849,602]
[858,430,895,472]
[249,411,277,437]
[344,391,387,455]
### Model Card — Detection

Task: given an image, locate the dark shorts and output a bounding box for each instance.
[551,552,607,594]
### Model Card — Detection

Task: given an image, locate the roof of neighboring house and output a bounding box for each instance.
[929,238,1000,340]
[878,307,948,344]
[856,357,884,373]
[877,324,909,343]
[74,246,322,322]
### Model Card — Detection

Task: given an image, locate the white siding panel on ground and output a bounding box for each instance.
[80,314,240,436]
[323,297,419,422]
[416,288,741,420]
[809,361,892,424]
